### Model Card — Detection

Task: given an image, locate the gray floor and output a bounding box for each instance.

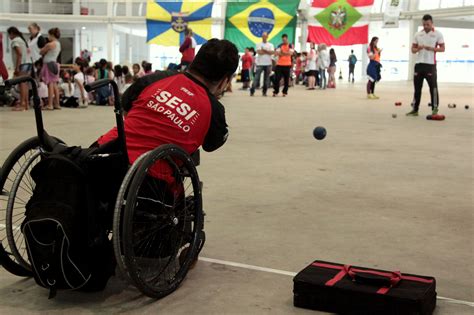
[0,81,473,314]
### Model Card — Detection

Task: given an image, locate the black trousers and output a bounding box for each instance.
[413,63,439,111]
[273,65,291,95]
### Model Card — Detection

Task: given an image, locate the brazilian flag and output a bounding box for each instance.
[225,0,300,52]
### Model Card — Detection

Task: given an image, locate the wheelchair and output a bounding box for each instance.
[0,76,205,299]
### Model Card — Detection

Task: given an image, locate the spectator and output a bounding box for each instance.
[95,58,111,105]
[40,27,62,110]
[122,73,133,94]
[114,64,124,92]
[328,48,337,88]
[250,32,274,97]
[85,67,96,102]
[7,27,31,111]
[305,43,318,90]
[348,49,357,83]
[60,72,76,107]
[241,47,252,89]
[317,43,329,89]
[132,63,144,78]
[143,62,153,75]
[122,65,130,76]
[28,23,46,64]
[0,33,8,81]
[179,28,196,71]
[72,57,89,108]
[273,34,294,97]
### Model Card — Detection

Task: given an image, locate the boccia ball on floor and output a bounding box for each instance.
[313,127,327,140]
[465,105,469,109]
[392,114,397,118]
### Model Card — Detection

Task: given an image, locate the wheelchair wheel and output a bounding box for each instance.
[0,137,42,276]
[0,136,62,277]
[117,144,203,299]
[6,150,42,271]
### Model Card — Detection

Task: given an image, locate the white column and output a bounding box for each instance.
[361,44,368,80]
[28,0,33,13]
[74,29,81,58]
[107,23,114,61]
[407,0,420,81]
[72,0,80,15]
[125,0,132,16]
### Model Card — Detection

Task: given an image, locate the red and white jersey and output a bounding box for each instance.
[413,29,444,65]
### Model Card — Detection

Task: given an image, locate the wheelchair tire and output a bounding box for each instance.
[0,136,63,277]
[120,144,203,299]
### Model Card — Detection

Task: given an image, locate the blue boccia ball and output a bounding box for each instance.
[313,126,327,140]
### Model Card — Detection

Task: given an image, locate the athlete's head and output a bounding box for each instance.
[282,34,288,45]
[422,14,433,33]
[189,38,239,97]
[262,32,268,42]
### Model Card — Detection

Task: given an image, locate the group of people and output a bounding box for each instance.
[240,32,341,98]
[1,22,160,111]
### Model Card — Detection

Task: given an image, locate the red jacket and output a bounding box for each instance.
[0,33,8,80]
[98,71,228,183]
[179,37,196,63]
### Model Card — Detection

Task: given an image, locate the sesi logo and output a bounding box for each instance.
[145,89,200,133]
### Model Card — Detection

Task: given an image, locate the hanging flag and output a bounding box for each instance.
[224,0,300,52]
[307,0,374,46]
[146,0,213,46]
[383,0,401,28]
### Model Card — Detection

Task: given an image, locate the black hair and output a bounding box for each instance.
[422,14,433,22]
[329,48,337,60]
[114,64,123,77]
[48,27,61,39]
[189,39,239,83]
[122,65,130,76]
[7,27,28,47]
[282,34,288,38]
[143,62,152,72]
[74,57,87,72]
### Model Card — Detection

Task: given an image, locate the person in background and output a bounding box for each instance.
[7,27,31,111]
[179,28,197,71]
[0,33,8,81]
[28,23,46,65]
[132,63,145,78]
[294,52,302,85]
[73,57,89,108]
[241,47,253,89]
[250,32,274,97]
[60,72,75,107]
[114,64,124,93]
[305,42,318,90]
[273,34,294,97]
[122,65,130,76]
[317,43,329,89]
[143,62,153,75]
[95,59,111,105]
[85,66,96,103]
[327,48,337,88]
[406,14,445,117]
[366,36,382,99]
[40,27,62,110]
[121,73,133,94]
[348,49,357,83]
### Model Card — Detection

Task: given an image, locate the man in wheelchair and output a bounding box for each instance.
[96,39,239,260]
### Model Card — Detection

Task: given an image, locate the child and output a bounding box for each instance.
[121,73,133,94]
[60,72,76,107]
[73,57,89,108]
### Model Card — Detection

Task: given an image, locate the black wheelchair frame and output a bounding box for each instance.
[0,75,205,299]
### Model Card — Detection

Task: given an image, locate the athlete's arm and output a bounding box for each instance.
[202,96,228,152]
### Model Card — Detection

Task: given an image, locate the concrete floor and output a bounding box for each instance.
[0,80,473,314]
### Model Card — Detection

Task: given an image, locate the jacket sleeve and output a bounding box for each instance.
[121,70,177,112]
[202,96,228,152]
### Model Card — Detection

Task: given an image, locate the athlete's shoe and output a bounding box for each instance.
[367,94,376,99]
[432,107,439,115]
[406,110,419,116]
[372,94,380,99]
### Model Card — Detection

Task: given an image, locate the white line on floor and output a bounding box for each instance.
[199,257,474,308]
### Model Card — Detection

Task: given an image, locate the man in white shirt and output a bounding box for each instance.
[407,14,445,116]
[250,32,274,97]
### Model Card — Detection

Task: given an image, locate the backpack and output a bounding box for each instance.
[349,54,357,65]
[23,146,115,298]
